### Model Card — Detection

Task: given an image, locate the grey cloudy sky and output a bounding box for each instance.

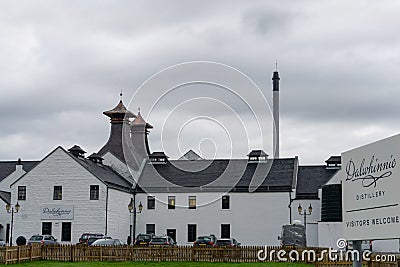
[1,1,400,164]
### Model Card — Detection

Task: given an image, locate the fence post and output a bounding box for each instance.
[29,245,32,261]
[17,246,20,264]
[191,246,195,262]
[41,244,45,261]
[4,247,8,265]
[100,246,103,261]
[70,245,74,262]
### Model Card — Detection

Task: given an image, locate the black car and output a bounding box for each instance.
[193,235,217,247]
[214,238,241,247]
[149,236,176,246]
[134,233,153,246]
[78,233,104,245]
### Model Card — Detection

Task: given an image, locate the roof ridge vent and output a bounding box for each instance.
[88,153,104,165]
[68,145,86,158]
[325,156,341,169]
[247,150,268,163]
[149,152,168,164]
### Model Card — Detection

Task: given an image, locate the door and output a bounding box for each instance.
[61,222,72,242]
[6,224,10,244]
[166,229,176,243]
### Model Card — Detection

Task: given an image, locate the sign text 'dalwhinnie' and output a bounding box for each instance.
[342,134,400,241]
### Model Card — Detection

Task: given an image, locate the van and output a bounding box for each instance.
[278,221,306,247]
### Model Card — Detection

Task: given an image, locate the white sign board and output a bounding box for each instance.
[342,134,400,241]
[41,205,74,220]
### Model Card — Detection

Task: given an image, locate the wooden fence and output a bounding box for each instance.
[0,245,42,265]
[0,245,398,266]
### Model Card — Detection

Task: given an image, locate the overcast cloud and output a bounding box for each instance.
[1,1,400,164]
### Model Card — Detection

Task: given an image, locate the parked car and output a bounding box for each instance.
[27,234,59,245]
[87,235,112,246]
[91,238,125,246]
[214,238,241,247]
[149,236,176,246]
[78,233,104,245]
[193,235,217,247]
[0,240,6,246]
[133,233,153,246]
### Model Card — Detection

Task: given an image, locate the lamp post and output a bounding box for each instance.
[6,202,20,246]
[298,203,312,233]
[128,197,143,245]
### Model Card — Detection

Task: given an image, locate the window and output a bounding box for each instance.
[221,224,230,238]
[42,222,52,235]
[90,185,99,200]
[18,186,26,201]
[147,196,155,209]
[222,195,230,209]
[168,196,175,209]
[188,224,197,242]
[188,196,196,209]
[61,222,72,241]
[146,224,155,235]
[53,186,62,200]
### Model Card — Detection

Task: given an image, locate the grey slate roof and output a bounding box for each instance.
[136,158,297,193]
[0,161,39,182]
[10,146,133,193]
[179,150,203,161]
[0,190,11,204]
[68,150,133,192]
[295,166,339,199]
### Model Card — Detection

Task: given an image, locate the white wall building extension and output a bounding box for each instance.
[135,192,290,246]
[10,147,132,244]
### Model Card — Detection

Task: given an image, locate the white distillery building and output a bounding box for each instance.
[0,70,341,246]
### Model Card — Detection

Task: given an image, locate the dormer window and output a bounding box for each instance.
[149,152,168,164]
[247,150,268,163]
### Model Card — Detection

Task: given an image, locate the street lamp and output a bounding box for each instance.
[128,197,143,245]
[6,202,20,246]
[298,203,312,233]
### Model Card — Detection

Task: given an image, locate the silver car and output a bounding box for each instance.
[91,238,125,246]
[27,234,59,245]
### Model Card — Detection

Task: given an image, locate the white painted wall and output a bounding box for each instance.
[11,147,110,244]
[0,164,26,243]
[318,222,343,249]
[0,199,10,242]
[106,188,132,242]
[135,192,290,246]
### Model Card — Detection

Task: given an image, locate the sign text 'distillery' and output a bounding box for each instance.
[41,205,74,220]
[342,134,400,241]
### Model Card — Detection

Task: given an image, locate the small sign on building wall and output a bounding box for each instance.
[342,134,400,241]
[41,205,74,220]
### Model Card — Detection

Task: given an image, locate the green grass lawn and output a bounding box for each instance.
[14,261,313,267]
